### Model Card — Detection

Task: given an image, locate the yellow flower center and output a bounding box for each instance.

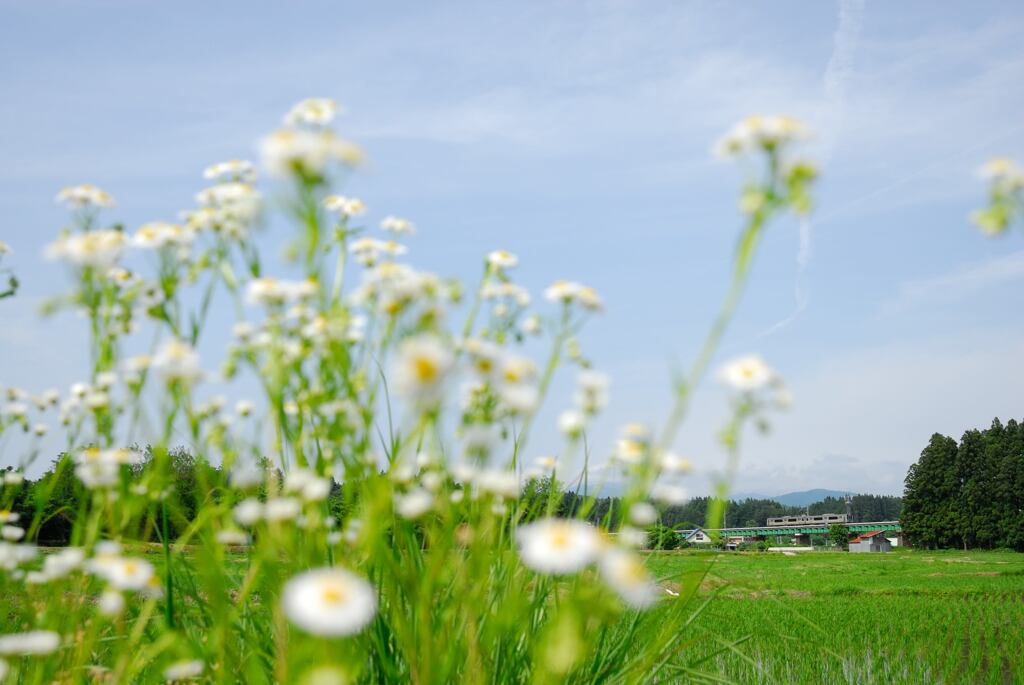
[413,357,438,383]
[622,559,646,585]
[549,525,571,550]
[321,582,349,606]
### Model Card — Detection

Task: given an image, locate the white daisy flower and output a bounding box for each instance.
[83,390,109,410]
[977,157,1023,183]
[193,182,261,218]
[97,590,125,616]
[131,222,193,250]
[94,371,117,390]
[101,557,155,591]
[233,498,264,526]
[282,568,377,636]
[420,471,443,492]
[516,518,600,575]
[557,409,586,438]
[152,340,202,383]
[615,423,650,465]
[459,423,501,459]
[74,460,120,489]
[163,659,204,681]
[650,482,688,506]
[233,401,255,419]
[0,630,61,655]
[618,526,648,548]
[598,547,659,609]
[543,280,602,311]
[660,452,692,474]
[717,355,776,391]
[42,547,84,579]
[476,469,520,499]
[229,462,263,489]
[380,216,415,235]
[284,98,340,127]
[260,129,361,178]
[521,314,542,336]
[285,469,331,502]
[348,238,408,267]
[215,529,250,546]
[55,184,114,208]
[203,159,256,183]
[574,370,610,415]
[395,489,433,520]
[245,277,318,306]
[486,249,518,269]
[0,541,37,570]
[629,502,658,526]
[481,281,530,307]
[323,195,366,217]
[264,497,302,523]
[713,115,810,159]
[534,455,558,472]
[2,402,27,419]
[45,230,126,268]
[390,335,453,405]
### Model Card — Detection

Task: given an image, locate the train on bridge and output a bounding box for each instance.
[766,513,847,526]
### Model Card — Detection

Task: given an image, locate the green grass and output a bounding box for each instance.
[647,548,1024,684]
[19,545,1022,683]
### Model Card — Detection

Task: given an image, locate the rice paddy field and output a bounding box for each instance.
[647,549,1024,684]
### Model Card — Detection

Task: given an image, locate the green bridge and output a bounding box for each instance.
[694,521,902,536]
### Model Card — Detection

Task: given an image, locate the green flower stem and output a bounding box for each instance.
[510,303,570,469]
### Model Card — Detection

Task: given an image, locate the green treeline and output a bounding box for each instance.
[902,417,1024,551]
[6,449,904,545]
[2,449,350,546]
[565,493,900,529]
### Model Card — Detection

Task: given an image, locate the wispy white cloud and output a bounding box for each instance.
[880,250,1024,316]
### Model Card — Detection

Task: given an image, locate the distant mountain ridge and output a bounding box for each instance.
[733,488,849,507]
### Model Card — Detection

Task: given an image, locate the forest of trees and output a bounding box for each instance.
[562,492,900,529]
[902,417,1024,551]
[5,448,903,546]
[1,449,334,545]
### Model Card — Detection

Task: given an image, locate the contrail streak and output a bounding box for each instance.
[758,0,864,339]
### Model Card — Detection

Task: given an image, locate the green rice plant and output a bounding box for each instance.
[648,550,1024,684]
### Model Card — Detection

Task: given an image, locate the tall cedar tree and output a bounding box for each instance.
[902,418,1024,551]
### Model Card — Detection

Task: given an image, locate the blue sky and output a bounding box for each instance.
[2,0,1023,495]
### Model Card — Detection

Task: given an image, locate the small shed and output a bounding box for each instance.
[848,530,891,553]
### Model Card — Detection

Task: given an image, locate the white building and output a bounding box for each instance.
[677,528,713,545]
[848,530,892,553]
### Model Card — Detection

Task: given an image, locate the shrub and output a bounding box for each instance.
[646,524,681,550]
